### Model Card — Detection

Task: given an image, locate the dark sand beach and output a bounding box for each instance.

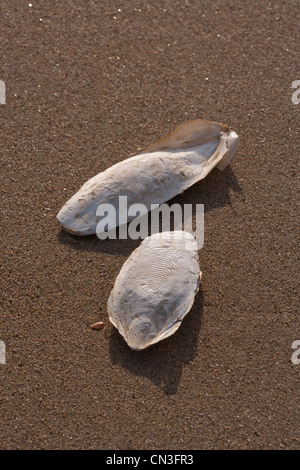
[0,0,299,449]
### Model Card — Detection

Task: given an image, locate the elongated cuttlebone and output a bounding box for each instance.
[107,231,201,350]
[57,119,239,236]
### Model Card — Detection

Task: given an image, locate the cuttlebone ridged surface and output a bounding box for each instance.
[107,231,201,350]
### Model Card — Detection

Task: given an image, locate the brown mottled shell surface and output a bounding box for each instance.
[107,231,201,350]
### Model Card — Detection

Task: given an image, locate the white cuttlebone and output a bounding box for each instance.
[57,119,239,236]
[107,231,201,351]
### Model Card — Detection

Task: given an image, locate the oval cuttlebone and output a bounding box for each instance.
[57,119,239,236]
[107,231,201,351]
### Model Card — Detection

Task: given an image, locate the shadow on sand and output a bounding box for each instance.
[108,291,204,395]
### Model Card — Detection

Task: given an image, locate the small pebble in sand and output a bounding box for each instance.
[90,322,105,330]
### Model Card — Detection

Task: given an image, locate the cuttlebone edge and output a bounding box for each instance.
[131,119,238,192]
[57,119,239,236]
[132,119,225,155]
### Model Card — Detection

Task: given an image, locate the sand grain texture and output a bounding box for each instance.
[0,0,299,450]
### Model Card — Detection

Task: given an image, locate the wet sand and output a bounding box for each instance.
[0,0,299,449]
